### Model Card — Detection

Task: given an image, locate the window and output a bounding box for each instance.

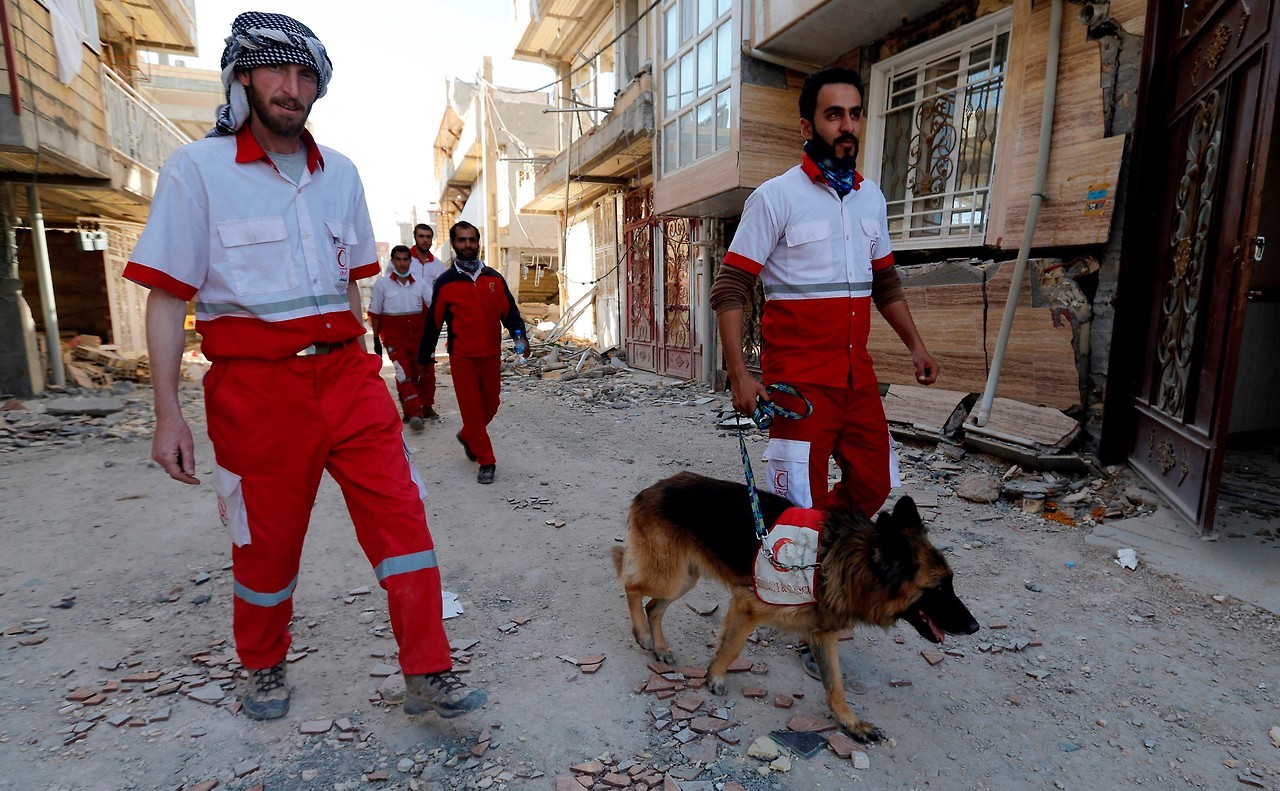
[864,10,1012,249]
[660,0,732,175]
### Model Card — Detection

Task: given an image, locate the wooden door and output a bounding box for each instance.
[1127,0,1279,530]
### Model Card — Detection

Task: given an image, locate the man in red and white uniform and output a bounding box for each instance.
[713,66,939,518]
[123,11,484,723]
[369,245,432,428]
[408,224,447,417]
[419,221,526,485]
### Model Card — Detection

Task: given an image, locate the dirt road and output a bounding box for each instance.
[1,362,1278,790]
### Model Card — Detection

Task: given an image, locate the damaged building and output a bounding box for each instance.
[511,0,1280,533]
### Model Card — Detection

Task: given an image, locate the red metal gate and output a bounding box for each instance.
[622,186,700,378]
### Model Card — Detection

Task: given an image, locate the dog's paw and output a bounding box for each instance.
[708,677,726,696]
[844,721,886,744]
[653,649,675,664]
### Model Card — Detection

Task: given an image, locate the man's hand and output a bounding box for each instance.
[152,413,199,484]
[912,346,940,385]
[729,369,770,416]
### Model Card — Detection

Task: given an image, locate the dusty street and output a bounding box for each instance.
[2,358,1279,791]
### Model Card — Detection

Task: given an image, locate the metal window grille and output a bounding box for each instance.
[875,20,1010,248]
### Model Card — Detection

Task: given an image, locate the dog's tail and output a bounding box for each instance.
[610,545,625,576]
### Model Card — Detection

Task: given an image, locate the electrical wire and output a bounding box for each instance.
[505,0,662,95]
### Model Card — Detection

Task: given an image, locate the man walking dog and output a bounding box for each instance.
[125,11,484,722]
[710,66,939,676]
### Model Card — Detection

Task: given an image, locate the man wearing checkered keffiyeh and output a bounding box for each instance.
[127,10,491,727]
[208,11,334,138]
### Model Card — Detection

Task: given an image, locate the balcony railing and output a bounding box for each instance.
[101,66,192,174]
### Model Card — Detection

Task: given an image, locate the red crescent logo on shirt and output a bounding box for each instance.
[772,469,789,496]
[488,282,496,292]
[336,247,348,273]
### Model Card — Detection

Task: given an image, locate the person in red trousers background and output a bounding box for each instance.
[369,245,434,430]
[419,221,526,485]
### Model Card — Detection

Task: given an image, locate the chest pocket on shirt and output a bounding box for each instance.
[216,216,298,296]
[784,220,830,248]
[325,219,356,290]
[860,217,883,261]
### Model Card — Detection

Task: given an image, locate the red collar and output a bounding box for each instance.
[801,153,863,191]
[390,271,415,284]
[235,125,325,174]
[411,247,435,263]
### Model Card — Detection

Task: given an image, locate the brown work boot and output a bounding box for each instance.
[242,661,290,720]
[404,670,486,718]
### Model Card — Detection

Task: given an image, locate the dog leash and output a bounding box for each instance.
[735,383,819,572]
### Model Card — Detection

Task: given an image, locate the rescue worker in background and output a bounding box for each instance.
[369,245,433,430]
[710,66,939,678]
[419,221,526,485]
[409,223,447,419]
[125,11,484,722]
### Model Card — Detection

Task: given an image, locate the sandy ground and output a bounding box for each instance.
[1,359,1279,791]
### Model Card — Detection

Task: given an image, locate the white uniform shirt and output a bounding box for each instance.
[369,271,429,316]
[125,127,379,360]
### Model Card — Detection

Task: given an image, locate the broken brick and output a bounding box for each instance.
[742,687,768,699]
[921,649,945,666]
[773,694,794,709]
[726,657,753,673]
[787,714,836,732]
[827,732,856,758]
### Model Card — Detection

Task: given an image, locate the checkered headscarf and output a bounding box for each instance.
[207,12,333,138]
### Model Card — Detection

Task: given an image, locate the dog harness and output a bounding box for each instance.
[753,507,822,606]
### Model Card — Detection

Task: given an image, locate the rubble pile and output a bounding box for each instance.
[896,444,1162,528]
[0,383,201,453]
[62,335,151,389]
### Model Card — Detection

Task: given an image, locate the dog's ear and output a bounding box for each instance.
[891,496,926,533]
[872,511,917,589]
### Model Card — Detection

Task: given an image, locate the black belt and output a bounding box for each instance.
[296,339,354,357]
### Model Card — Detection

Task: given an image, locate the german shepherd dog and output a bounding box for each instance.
[611,472,980,742]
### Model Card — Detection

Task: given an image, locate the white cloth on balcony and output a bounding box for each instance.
[47,0,97,85]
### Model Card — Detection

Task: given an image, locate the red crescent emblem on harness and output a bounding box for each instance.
[771,536,793,557]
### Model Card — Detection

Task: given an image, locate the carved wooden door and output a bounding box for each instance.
[1129,0,1279,530]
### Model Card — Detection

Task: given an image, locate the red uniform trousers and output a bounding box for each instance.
[379,313,433,419]
[767,381,892,517]
[204,344,452,674]
[449,354,501,466]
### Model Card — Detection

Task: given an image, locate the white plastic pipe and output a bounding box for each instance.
[972,0,1063,427]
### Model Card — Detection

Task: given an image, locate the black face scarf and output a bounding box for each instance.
[454,259,481,275]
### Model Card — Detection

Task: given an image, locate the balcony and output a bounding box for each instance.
[513,0,612,63]
[521,71,654,214]
[98,0,198,54]
[0,0,189,223]
[101,66,191,178]
[749,0,944,65]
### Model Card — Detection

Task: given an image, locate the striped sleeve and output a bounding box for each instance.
[723,187,777,276]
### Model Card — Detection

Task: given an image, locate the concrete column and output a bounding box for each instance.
[28,185,64,386]
[0,186,44,396]
[480,57,501,270]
